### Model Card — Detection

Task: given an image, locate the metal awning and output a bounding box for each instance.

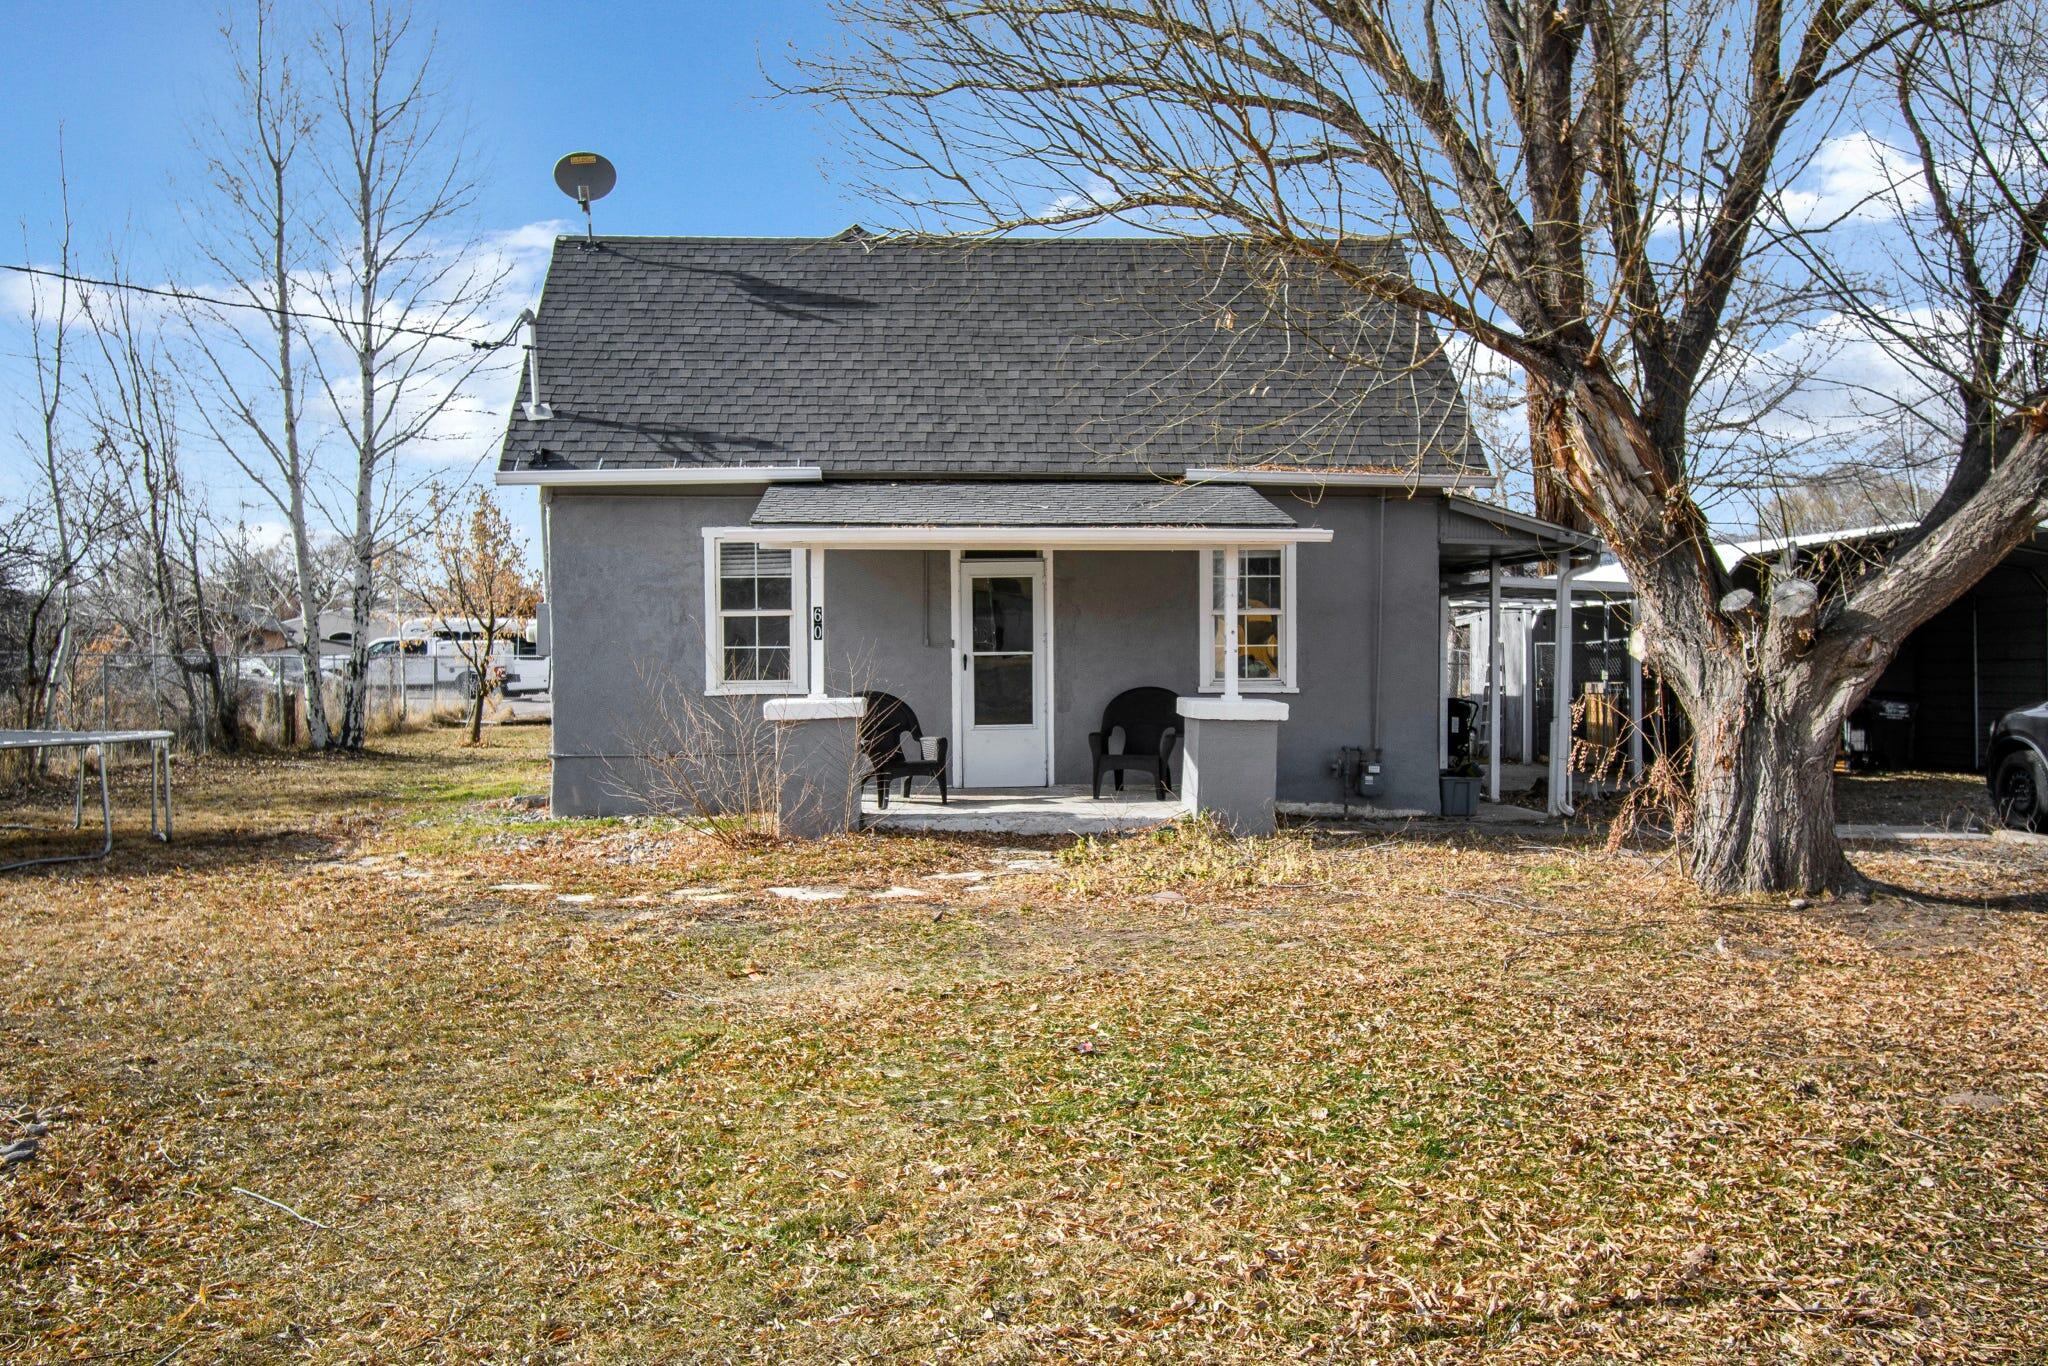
[1437,494,1602,574]
[748,481,1332,548]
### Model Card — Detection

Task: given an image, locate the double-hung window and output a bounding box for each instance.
[1201,546,1296,691]
[705,536,807,693]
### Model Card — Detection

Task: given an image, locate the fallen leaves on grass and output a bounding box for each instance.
[2,727,2045,1361]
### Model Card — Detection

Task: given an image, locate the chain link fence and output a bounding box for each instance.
[6,650,490,754]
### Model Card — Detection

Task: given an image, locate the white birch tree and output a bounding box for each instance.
[178,0,335,747]
[305,0,509,749]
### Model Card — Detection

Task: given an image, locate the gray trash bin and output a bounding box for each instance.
[1439,773,1481,817]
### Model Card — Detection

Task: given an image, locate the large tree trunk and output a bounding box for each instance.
[1550,366,1881,896]
[1683,662,1857,894]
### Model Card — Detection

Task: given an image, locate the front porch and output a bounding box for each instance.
[862,783,1184,834]
[744,481,1600,838]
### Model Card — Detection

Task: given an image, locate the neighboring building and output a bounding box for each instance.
[1533,524,2048,774]
[1824,529,2048,770]
[496,233,1589,819]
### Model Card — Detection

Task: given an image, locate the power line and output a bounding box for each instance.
[0,261,517,349]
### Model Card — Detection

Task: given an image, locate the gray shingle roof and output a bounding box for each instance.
[498,235,1485,480]
[750,481,1296,528]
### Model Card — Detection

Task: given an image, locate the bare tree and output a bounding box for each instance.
[415,485,537,743]
[788,0,2048,892]
[13,146,86,733]
[305,0,509,749]
[82,264,244,750]
[179,0,335,747]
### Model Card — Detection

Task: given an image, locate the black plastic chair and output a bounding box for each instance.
[858,690,948,808]
[1089,686,1180,800]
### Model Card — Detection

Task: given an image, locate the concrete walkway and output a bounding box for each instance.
[863,785,1183,835]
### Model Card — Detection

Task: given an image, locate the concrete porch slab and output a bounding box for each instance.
[862,784,1185,835]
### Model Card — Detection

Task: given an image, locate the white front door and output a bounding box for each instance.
[958,560,1049,787]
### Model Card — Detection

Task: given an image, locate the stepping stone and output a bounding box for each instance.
[556,893,598,905]
[667,887,731,902]
[1003,858,1060,873]
[491,882,550,893]
[769,886,849,902]
[1941,1091,2011,1112]
[924,871,987,883]
[871,886,929,900]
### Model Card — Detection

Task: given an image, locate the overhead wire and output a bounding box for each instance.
[0,261,519,349]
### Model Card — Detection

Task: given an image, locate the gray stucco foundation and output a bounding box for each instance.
[1177,698,1287,835]
[766,697,867,838]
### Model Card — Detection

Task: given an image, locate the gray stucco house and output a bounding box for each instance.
[495,232,1587,827]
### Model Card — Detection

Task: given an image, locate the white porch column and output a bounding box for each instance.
[1487,558,1502,803]
[1548,563,1578,816]
[1221,544,1241,701]
[806,550,826,698]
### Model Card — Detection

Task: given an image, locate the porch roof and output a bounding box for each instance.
[748,480,1333,548]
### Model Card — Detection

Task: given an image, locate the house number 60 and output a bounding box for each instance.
[811,607,824,641]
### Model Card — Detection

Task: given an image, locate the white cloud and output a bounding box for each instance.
[1774,131,1929,227]
[1650,129,1930,240]
[1040,175,1118,219]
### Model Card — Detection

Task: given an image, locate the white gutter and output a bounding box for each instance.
[747,524,1334,549]
[495,466,824,488]
[1186,467,1496,491]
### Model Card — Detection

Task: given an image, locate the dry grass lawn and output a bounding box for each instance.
[3,726,2046,1363]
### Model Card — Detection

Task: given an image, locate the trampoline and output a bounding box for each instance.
[0,729,174,872]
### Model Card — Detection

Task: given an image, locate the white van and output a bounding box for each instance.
[361,617,550,697]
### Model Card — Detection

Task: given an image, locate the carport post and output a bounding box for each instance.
[1548,563,1578,816]
[1487,558,1502,803]
[1437,593,1451,770]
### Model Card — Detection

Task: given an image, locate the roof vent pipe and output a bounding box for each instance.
[476,309,552,422]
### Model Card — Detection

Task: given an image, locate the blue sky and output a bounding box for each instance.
[1,1,863,558]
[0,2,1948,559]
[2,2,858,252]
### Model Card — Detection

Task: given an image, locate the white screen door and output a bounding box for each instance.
[958,561,1048,787]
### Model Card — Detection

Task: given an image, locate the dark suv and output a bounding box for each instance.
[1987,701,2048,832]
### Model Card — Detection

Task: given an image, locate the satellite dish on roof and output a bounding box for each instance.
[553,151,616,245]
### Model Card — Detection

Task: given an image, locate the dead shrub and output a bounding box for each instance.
[1057,812,1323,895]
[607,666,784,847]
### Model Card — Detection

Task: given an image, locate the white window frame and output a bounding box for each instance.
[1197,544,1298,693]
[702,529,810,696]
